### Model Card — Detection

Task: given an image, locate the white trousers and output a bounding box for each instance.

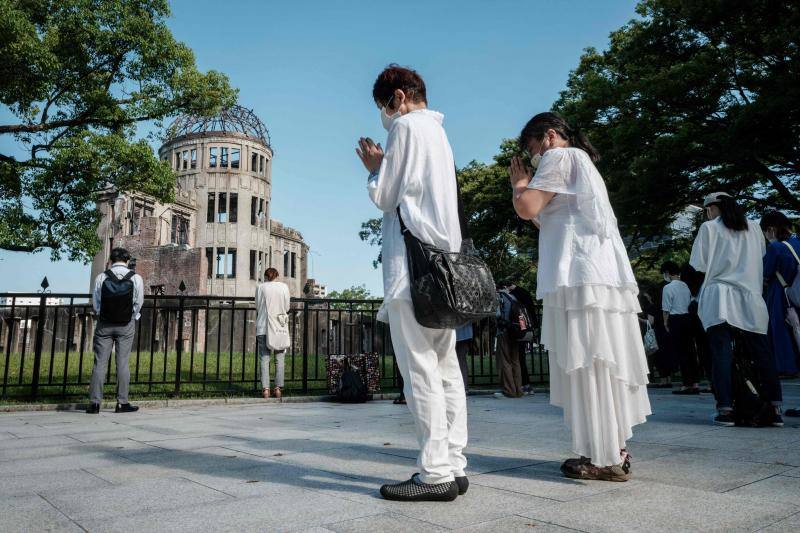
[387,298,468,484]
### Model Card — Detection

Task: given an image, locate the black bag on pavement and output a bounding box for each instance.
[397,177,496,329]
[731,335,774,427]
[99,269,136,325]
[337,363,368,403]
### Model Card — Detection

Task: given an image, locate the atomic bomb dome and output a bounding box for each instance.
[90,104,309,298]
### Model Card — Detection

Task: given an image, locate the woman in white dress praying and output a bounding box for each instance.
[509,112,651,482]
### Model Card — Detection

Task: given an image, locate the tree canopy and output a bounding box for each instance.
[0,0,237,261]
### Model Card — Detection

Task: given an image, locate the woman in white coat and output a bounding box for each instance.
[255,267,291,399]
[509,112,651,482]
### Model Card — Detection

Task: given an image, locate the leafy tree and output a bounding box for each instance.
[326,284,379,310]
[555,0,800,261]
[0,0,237,261]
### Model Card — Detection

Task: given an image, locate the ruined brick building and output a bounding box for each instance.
[90,105,310,297]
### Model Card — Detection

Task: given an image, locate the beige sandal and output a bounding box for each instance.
[273,387,282,399]
[262,388,270,399]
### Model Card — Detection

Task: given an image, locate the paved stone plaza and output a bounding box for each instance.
[1,383,799,532]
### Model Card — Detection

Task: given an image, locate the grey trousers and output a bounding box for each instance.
[256,335,285,389]
[90,319,135,404]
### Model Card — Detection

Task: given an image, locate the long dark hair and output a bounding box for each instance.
[712,196,748,232]
[518,112,600,162]
[760,210,794,241]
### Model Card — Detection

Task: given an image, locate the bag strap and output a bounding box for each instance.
[396,166,470,240]
[122,271,136,281]
[103,269,116,279]
[782,241,800,265]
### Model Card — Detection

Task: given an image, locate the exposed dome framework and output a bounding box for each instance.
[167,104,271,149]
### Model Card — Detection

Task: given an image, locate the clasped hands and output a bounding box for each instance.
[356,137,383,174]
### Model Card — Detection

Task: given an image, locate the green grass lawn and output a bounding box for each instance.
[0,349,544,402]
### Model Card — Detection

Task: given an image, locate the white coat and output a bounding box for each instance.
[255,281,291,350]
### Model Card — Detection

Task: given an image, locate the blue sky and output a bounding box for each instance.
[0,0,639,295]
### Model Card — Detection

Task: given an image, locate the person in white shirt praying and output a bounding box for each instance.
[689,192,783,427]
[660,261,699,394]
[510,112,650,482]
[355,65,466,502]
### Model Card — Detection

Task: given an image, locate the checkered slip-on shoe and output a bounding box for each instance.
[379,474,459,502]
[455,476,469,495]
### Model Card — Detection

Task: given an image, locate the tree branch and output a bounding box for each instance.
[754,159,800,211]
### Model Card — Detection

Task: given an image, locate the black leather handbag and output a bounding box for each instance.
[396,180,496,329]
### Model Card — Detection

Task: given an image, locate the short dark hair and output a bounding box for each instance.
[661,261,680,276]
[109,248,131,263]
[265,267,279,281]
[760,210,794,241]
[372,64,427,108]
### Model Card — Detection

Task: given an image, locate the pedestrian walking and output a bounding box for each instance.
[510,112,651,481]
[86,248,143,414]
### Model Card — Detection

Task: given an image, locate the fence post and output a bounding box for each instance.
[31,278,50,399]
[302,300,309,393]
[174,282,186,396]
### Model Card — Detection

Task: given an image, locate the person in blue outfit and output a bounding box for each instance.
[760,211,800,376]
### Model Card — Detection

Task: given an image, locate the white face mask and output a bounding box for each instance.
[380,96,401,131]
[529,153,542,170]
[663,273,671,283]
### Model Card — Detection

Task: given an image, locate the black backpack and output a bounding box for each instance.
[731,335,775,427]
[497,291,535,342]
[99,269,136,324]
[337,363,368,403]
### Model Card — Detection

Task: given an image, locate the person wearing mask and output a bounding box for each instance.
[660,261,699,394]
[510,112,650,482]
[356,65,466,502]
[255,268,291,399]
[760,211,800,377]
[87,248,144,414]
[508,282,537,394]
[689,192,783,426]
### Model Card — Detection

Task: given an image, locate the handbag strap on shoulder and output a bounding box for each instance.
[782,240,800,265]
[395,165,470,240]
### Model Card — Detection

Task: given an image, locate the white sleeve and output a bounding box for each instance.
[690,223,710,272]
[133,274,144,319]
[367,121,416,213]
[662,285,672,313]
[92,274,104,314]
[283,284,291,312]
[527,148,572,194]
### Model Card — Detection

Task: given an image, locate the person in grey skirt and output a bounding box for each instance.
[86,248,144,414]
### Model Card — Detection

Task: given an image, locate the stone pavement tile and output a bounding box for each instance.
[623,442,698,461]
[111,444,277,474]
[77,489,381,533]
[383,481,555,529]
[781,467,800,477]
[326,511,447,532]
[663,428,798,452]
[215,430,349,458]
[0,493,83,533]
[41,477,231,522]
[271,445,417,478]
[294,528,336,533]
[67,427,172,443]
[726,474,800,506]
[0,434,79,451]
[0,450,138,477]
[0,468,111,497]
[0,431,18,441]
[0,438,148,462]
[456,515,581,532]
[632,449,793,492]
[518,482,799,533]
[472,462,629,502]
[462,446,553,474]
[759,510,800,532]
[132,434,248,451]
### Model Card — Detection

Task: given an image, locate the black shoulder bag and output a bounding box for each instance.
[396,177,496,329]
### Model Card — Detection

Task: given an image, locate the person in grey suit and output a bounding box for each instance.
[86,248,144,414]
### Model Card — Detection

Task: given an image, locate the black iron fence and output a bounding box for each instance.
[0,292,548,401]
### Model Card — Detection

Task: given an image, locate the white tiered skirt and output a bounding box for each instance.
[541,285,652,467]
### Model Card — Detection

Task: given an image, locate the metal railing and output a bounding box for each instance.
[0,291,548,400]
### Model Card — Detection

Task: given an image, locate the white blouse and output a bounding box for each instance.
[367,109,462,321]
[689,218,768,334]
[527,147,637,299]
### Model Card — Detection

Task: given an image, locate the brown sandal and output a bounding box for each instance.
[273,387,282,399]
[262,388,270,399]
[561,453,631,482]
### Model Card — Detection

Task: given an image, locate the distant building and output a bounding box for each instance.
[304,278,328,298]
[90,105,310,297]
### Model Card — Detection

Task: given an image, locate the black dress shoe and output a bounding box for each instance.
[115,403,139,413]
[380,474,458,502]
[85,403,100,414]
[455,476,469,495]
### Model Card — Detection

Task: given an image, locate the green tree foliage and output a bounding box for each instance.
[555,0,800,261]
[0,0,238,261]
[326,284,379,310]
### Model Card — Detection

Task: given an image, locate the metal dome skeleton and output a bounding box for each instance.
[167,105,271,149]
